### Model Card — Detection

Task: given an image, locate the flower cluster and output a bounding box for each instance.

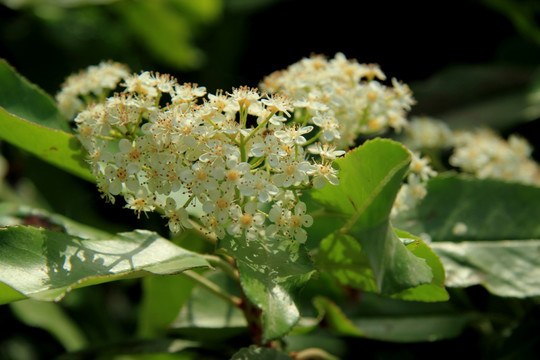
[450,128,540,185]
[71,69,345,243]
[260,53,415,148]
[402,116,454,150]
[391,151,437,217]
[56,61,130,121]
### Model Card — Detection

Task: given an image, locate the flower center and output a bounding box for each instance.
[285,165,296,176]
[290,215,302,228]
[216,198,228,210]
[240,214,252,226]
[227,170,240,182]
[116,168,127,180]
[196,170,208,181]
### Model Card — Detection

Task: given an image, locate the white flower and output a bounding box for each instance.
[311,162,340,189]
[249,134,282,158]
[311,112,341,142]
[404,117,453,150]
[274,125,314,145]
[307,143,345,160]
[179,161,223,195]
[172,83,207,103]
[238,171,279,202]
[199,139,240,163]
[409,151,437,181]
[165,207,193,233]
[267,202,313,243]
[271,158,313,188]
[122,71,158,98]
[262,93,293,116]
[56,61,130,120]
[227,202,265,240]
[124,189,156,218]
[202,185,236,224]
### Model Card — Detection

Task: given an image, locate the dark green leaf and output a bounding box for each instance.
[393,175,540,297]
[431,240,540,297]
[313,295,470,343]
[313,139,433,295]
[0,226,210,305]
[137,275,197,338]
[394,175,540,241]
[220,234,316,342]
[10,299,88,351]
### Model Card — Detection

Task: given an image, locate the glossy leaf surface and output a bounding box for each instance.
[0,226,209,304]
[313,139,434,295]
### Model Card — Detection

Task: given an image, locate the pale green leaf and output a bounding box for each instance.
[431,240,540,297]
[0,226,210,305]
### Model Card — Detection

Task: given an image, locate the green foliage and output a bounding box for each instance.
[312,296,470,343]
[312,139,438,296]
[220,234,316,343]
[170,271,246,336]
[0,60,93,181]
[394,175,540,298]
[0,225,210,304]
[10,300,88,351]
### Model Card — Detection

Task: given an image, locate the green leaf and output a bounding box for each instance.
[393,230,449,302]
[394,175,540,241]
[430,240,540,297]
[10,299,88,351]
[137,274,197,338]
[0,226,210,305]
[0,60,93,181]
[393,175,540,297]
[231,345,293,360]
[313,139,433,295]
[0,59,69,132]
[220,234,316,343]
[170,271,246,338]
[313,295,471,343]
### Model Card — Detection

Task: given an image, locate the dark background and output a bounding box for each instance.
[1,0,537,92]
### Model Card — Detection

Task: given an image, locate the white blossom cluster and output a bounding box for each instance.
[391,151,437,217]
[450,128,540,185]
[401,117,540,186]
[71,69,346,243]
[403,116,454,150]
[56,61,130,121]
[260,53,416,148]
